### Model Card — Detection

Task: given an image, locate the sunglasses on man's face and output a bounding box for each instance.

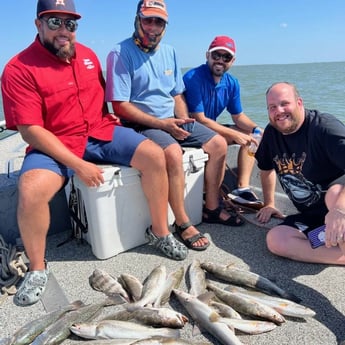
[210,51,233,63]
[140,17,166,28]
[40,17,78,33]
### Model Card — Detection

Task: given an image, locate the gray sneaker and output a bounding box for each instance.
[145,226,188,261]
[14,268,49,306]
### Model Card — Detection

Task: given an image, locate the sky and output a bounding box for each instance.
[1,0,345,72]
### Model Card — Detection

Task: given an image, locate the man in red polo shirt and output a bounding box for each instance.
[1,0,188,306]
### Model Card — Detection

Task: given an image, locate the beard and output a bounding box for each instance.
[210,63,227,77]
[269,116,300,134]
[43,39,75,60]
[133,16,165,52]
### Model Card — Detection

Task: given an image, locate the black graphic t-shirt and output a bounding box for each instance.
[256,109,345,214]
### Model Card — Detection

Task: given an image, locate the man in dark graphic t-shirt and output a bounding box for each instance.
[255,82,345,265]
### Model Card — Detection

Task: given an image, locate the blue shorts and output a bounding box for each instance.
[20,126,147,179]
[138,121,216,149]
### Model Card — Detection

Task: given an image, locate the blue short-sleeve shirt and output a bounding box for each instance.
[183,63,243,120]
[106,38,184,119]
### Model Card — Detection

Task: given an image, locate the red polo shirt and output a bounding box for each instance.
[1,36,118,157]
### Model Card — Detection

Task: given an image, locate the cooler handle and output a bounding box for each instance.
[187,155,202,175]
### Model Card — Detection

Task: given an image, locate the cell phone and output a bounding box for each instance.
[180,122,195,133]
[307,225,326,249]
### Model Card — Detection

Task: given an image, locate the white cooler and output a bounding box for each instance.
[168,148,208,225]
[72,148,208,260]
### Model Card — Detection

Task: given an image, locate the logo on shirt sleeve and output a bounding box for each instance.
[83,58,95,70]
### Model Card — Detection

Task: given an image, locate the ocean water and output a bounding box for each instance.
[1,61,344,129]
[185,61,345,128]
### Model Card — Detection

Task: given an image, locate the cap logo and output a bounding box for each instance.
[56,0,66,5]
[226,42,234,49]
[142,1,165,10]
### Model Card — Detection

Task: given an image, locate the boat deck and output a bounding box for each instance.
[0,135,344,345]
[1,223,344,344]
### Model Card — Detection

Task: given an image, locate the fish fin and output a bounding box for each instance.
[197,291,215,304]
[70,300,85,309]
[192,323,202,336]
[262,288,302,304]
[104,295,128,306]
[281,292,302,304]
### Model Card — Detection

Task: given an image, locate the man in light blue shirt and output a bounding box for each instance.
[106,1,244,259]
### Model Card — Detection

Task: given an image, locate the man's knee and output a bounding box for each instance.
[164,143,183,164]
[204,134,227,156]
[132,139,166,171]
[325,183,344,208]
[266,226,286,255]
[18,170,64,206]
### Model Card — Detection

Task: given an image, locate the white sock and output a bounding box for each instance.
[234,187,250,192]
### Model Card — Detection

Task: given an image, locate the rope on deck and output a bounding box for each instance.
[0,235,28,303]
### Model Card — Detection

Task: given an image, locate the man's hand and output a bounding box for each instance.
[74,161,105,187]
[229,130,253,146]
[161,118,195,140]
[256,205,285,224]
[324,208,345,253]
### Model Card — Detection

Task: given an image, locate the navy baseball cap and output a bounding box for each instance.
[37,0,81,19]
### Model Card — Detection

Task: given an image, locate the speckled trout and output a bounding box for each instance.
[118,273,143,302]
[9,300,84,345]
[206,282,285,325]
[173,289,243,345]
[131,337,212,344]
[188,259,207,297]
[127,306,188,328]
[153,266,184,307]
[209,301,242,320]
[201,262,300,303]
[32,299,116,345]
[75,338,211,345]
[89,269,129,302]
[69,319,179,340]
[127,265,167,311]
[217,317,277,334]
[224,285,315,318]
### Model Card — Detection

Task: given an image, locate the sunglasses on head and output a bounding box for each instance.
[140,17,166,28]
[210,51,233,63]
[40,17,78,32]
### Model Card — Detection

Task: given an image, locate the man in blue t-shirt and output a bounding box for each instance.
[183,36,263,208]
[106,1,245,260]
